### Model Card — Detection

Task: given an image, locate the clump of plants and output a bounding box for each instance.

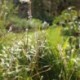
[0,30,50,80]
[0,6,80,80]
[5,16,49,32]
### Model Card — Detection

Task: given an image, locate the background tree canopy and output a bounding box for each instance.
[13,0,80,23]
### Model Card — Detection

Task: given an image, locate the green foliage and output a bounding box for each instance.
[0,5,80,80]
[7,16,42,31]
[8,16,28,28]
[46,27,63,47]
[27,19,42,30]
[0,30,48,80]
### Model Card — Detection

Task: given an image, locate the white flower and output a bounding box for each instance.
[26,28,28,32]
[68,7,72,10]
[42,21,49,29]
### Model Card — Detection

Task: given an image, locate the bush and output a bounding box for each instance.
[6,16,43,32]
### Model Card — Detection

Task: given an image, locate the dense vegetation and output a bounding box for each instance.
[0,0,80,80]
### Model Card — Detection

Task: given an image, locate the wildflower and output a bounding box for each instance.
[68,7,72,11]
[42,21,49,29]
[26,28,28,32]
